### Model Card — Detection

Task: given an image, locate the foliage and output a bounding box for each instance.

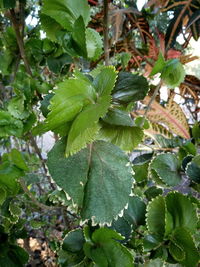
[0,0,199,266]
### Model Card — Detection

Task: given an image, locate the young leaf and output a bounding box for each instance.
[161,59,185,88]
[37,77,96,133]
[150,52,166,76]
[47,139,133,225]
[66,95,110,156]
[86,28,103,60]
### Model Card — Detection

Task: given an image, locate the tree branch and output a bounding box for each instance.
[103,0,109,65]
[9,8,32,76]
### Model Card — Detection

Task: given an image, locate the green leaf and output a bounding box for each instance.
[9,202,21,217]
[0,162,21,195]
[37,76,96,133]
[40,14,63,41]
[150,153,181,186]
[62,229,85,253]
[144,186,163,201]
[42,0,90,32]
[47,140,133,225]
[47,53,72,74]
[102,108,134,127]
[66,96,110,156]
[146,195,165,238]
[124,196,146,229]
[111,216,132,241]
[150,52,166,76]
[161,59,185,88]
[143,234,162,252]
[98,124,143,151]
[0,187,7,205]
[86,28,103,60]
[170,227,199,267]
[2,0,16,8]
[72,16,87,58]
[112,72,149,103]
[10,149,29,171]
[93,66,118,97]
[7,96,29,120]
[30,220,46,229]
[86,227,134,267]
[166,192,198,233]
[0,110,23,137]
[186,155,200,183]
[169,240,185,262]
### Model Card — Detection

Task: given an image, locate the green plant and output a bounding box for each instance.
[0,0,199,266]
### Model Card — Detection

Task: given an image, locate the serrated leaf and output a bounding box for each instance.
[7,96,29,120]
[36,77,96,133]
[186,155,200,183]
[144,186,163,201]
[9,202,21,217]
[98,124,143,151]
[42,0,90,32]
[112,72,149,103]
[150,153,181,186]
[66,95,111,156]
[0,162,21,195]
[62,229,85,253]
[87,227,134,267]
[143,234,162,252]
[86,28,103,60]
[166,192,198,233]
[150,52,166,76]
[169,240,185,261]
[146,195,165,238]
[0,110,23,137]
[170,227,199,267]
[93,66,118,97]
[0,187,7,205]
[47,140,133,224]
[30,220,46,229]
[10,149,29,171]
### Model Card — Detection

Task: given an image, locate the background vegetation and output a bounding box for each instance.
[0,0,199,266]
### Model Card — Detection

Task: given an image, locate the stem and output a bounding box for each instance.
[9,8,32,76]
[166,0,192,50]
[141,81,162,125]
[103,0,109,65]
[29,134,56,190]
[19,179,78,218]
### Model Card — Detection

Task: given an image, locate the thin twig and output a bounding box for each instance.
[140,81,162,125]
[9,8,32,76]
[103,0,109,65]
[166,0,192,50]
[19,179,78,218]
